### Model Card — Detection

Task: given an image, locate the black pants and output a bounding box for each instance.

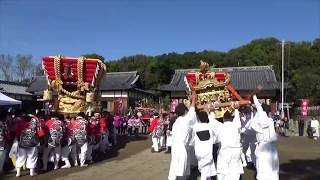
[120,126,127,135]
[141,126,147,134]
[298,122,304,136]
[128,127,133,136]
[134,127,139,135]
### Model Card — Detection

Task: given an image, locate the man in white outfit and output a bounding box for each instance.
[248,95,279,180]
[193,110,218,180]
[209,108,244,180]
[168,93,197,180]
[310,117,319,140]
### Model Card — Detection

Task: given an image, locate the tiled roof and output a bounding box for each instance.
[26,76,50,93]
[159,65,279,91]
[99,71,139,90]
[26,71,140,93]
[0,80,32,96]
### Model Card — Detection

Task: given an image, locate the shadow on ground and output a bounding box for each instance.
[280,159,320,180]
[94,135,149,163]
[186,159,320,180]
[3,135,149,180]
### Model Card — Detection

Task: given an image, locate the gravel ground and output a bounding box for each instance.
[2,136,320,180]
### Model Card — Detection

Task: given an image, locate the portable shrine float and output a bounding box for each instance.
[185,61,251,118]
[42,55,106,114]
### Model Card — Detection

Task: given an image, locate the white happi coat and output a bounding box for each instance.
[311,119,320,138]
[250,95,279,180]
[193,118,218,180]
[209,110,244,178]
[168,107,196,179]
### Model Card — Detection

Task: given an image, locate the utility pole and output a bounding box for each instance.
[281,40,285,119]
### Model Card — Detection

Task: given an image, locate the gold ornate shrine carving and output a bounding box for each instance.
[42,56,106,113]
[185,61,250,118]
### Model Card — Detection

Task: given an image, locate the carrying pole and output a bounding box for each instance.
[281,40,285,119]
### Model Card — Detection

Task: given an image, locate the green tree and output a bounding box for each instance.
[162,95,171,111]
[82,53,105,62]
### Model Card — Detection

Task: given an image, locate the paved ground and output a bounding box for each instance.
[3,136,320,180]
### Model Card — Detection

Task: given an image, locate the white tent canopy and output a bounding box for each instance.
[0,92,21,105]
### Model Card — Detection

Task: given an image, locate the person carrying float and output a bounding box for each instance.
[42,113,65,171]
[168,92,197,180]
[15,114,44,177]
[245,95,279,180]
[207,106,244,180]
[60,116,73,169]
[192,107,218,180]
[70,112,89,167]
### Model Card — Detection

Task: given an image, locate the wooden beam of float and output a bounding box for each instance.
[197,100,251,109]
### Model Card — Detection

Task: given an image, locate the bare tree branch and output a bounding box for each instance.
[15,54,34,82]
[0,54,14,81]
[35,63,44,76]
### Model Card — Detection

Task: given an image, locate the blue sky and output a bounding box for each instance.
[0,0,319,63]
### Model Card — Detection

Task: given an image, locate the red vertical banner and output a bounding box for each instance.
[301,99,309,116]
[171,99,178,112]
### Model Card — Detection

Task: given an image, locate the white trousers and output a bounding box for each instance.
[217,174,240,180]
[71,142,88,166]
[255,142,279,180]
[42,146,61,169]
[152,136,164,152]
[61,145,72,161]
[0,150,6,172]
[197,155,216,180]
[168,144,189,180]
[199,160,216,180]
[166,135,172,147]
[313,127,319,138]
[168,176,187,180]
[16,147,38,169]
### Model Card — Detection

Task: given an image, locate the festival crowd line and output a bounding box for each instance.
[0,109,153,177]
